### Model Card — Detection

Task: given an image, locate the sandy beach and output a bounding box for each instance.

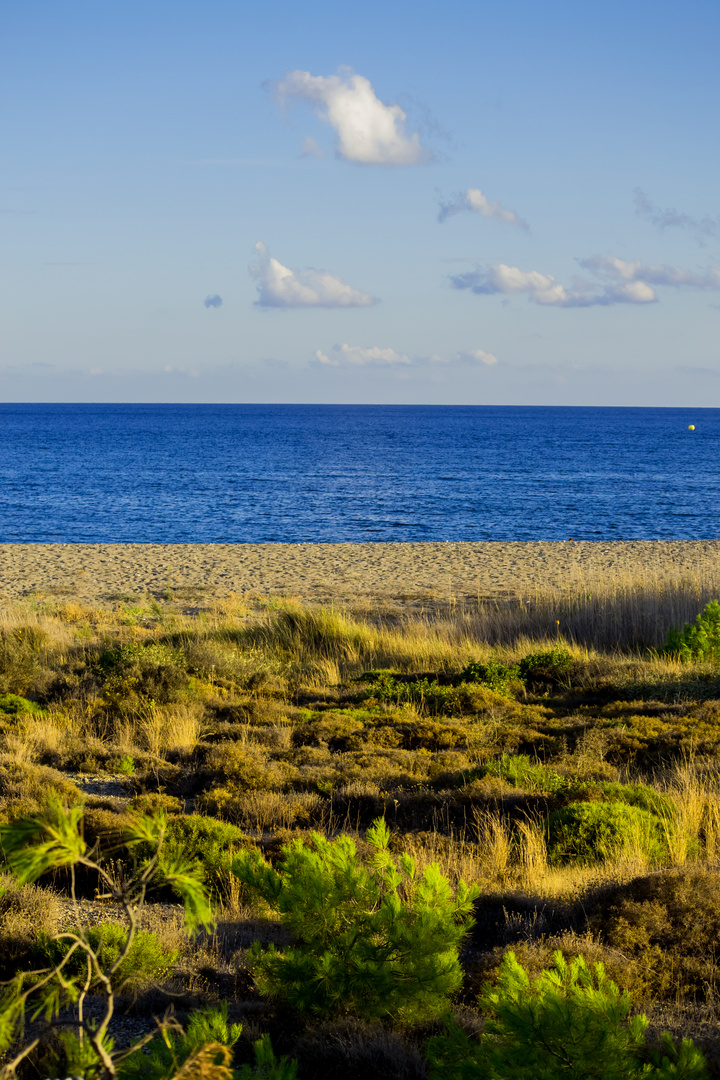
[1,541,719,607]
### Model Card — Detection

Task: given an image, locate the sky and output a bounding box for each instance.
[1,0,719,405]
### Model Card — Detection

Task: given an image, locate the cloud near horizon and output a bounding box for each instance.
[316,343,410,366]
[203,294,223,308]
[634,189,720,244]
[270,67,431,166]
[451,256,720,307]
[455,348,498,365]
[250,243,377,309]
[438,188,527,229]
[316,343,498,367]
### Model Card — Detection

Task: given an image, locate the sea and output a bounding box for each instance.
[0,404,717,543]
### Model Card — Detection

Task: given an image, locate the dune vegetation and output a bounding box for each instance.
[2,578,720,1078]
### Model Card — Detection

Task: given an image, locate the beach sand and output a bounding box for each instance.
[1,542,719,607]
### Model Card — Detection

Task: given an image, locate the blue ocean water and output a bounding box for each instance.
[0,404,717,543]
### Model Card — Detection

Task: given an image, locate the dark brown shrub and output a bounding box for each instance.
[592,868,720,1001]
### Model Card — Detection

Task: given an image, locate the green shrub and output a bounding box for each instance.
[461,660,522,696]
[425,950,707,1080]
[661,600,720,663]
[547,801,668,866]
[0,764,82,816]
[517,646,573,686]
[0,693,45,716]
[362,672,460,714]
[482,753,572,794]
[232,817,479,1023]
[164,814,248,900]
[37,921,178,993]
[117,754,136,776]
[584,781,675,819]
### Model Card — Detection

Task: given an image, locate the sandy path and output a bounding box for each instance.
[1,542,719,606]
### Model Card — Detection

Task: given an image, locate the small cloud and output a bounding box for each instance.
[300,136,325,158]
[458,348,498,365]
[316,343,409,366]
[578,254,720,291]
[204,294,223,308]
[250,242,377,309]
[634,189,720,245]
[450,264,603,307]
[316,343,498,367]
[269,67,432,166]
[438,188,528,230]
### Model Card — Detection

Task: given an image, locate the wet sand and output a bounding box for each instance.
[1,542,719,606]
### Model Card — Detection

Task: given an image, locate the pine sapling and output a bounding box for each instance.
[232,816,479,1024]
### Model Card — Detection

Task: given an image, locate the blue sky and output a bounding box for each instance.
[2,0,719,404]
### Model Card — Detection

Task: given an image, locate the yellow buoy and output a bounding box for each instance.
[689,425,696,430]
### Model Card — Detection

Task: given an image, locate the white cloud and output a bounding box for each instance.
[452,255,720,308]
[270,67,431,166]
[578,255,720,290]
[604,280,657,304]
[460,348,498,365]
[438,188,527,229]
[316,343,410,366]
[250,242,377,309]
[451,264,594,306]
[316,343,498,367]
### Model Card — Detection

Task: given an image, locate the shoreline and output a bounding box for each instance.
[1,541,720,606]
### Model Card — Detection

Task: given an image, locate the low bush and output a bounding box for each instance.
[203,741,282,791]
[461,660,522,696]
[480,753,573,795]
[594,868,720,1001]
[547,801,668,866]
[38,921,178,994]
[0,763,82,818]
[97,642,189,705]
[232,817,479,1024]
[517,646,573,686]
[0,877,63,975]
[163,814,249,900]
[582,781,675,818]
[0,693,45,716]
[362,672,461,714]
[661,600,720,663]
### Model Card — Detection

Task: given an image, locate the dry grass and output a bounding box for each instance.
[131,701,207,756]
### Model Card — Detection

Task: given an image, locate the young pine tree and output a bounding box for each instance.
[425,950,708,1080]
[232,817,479,1024]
